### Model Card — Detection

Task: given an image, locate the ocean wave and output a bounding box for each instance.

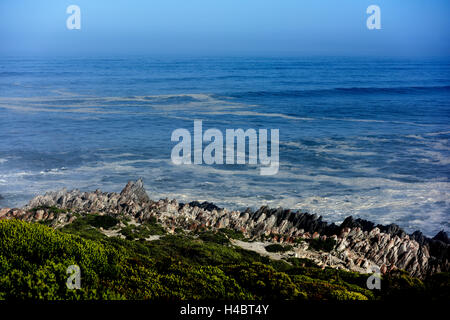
[202,110,315,121]
[39,168,67,175]
[426,131,450,136]
[282,141,377,157]
[227,85,450,98]
[0,157,448,235]
[0,93,250,114]
[196,110,432,126]
[414,149,450,165]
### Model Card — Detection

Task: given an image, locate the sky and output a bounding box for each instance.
[0,0,449,57]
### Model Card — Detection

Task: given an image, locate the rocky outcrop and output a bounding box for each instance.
[120,179,151,204]
[1,179,448,278]
[433,230,450,244]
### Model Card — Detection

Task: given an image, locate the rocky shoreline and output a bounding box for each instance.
[0,179,448,278]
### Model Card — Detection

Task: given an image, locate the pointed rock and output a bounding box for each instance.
[433,230,449,245]
[120,179,150,204]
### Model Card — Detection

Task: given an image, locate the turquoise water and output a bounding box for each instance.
[0,57,449,235]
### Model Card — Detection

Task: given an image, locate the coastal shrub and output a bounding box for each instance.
[174,227,184,234]
[0,219,444,301]
[119,221,165,240]
[198,231,230,245]
[340,282,376,300]
[269,259,295,273]
[0,220,249,300]
[59,216,107,241]
[308,238,336,252]
[224,262,306,300]
[90,215,118,229]
[426,272,450,300]
[0,219,123,299]
[290,274,370,301]
[265,243,293,253]
[110,259,251,300]
[119,225,137,240]
[330,290,368,301]
[287,257,319,268]
[287,264,369,289]
[218,228,246,240]
[382,269,426,300]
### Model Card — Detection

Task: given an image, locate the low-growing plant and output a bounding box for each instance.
[265,243,293,253]
[308,238,336,252]
[218,228,246,241]
[0,219,445,301]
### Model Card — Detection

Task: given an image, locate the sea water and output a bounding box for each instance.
[0,56,449,236]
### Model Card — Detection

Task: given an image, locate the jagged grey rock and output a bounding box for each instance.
[1,179,448,278]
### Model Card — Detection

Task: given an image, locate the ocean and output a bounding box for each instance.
[0,56,449,236]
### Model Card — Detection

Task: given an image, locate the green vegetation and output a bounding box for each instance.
[308,238,337,252]
[265,243,293,253]
[119,220,165,241]
[0,219,447,301]
[287,257,320,268]
[218,228,246,240]
[197,231,231,245]
[60,214,118,241]
[30,205,69,215]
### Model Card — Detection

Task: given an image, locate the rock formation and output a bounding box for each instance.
[0,179,448,278]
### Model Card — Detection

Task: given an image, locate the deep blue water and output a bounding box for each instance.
[0,57,449,236]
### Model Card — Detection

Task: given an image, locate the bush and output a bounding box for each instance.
[119,221,166,240]
[287,257,319,268]
[0,219,122,299]
[330,290,368,301]
[224,262,306,300]
[218,228,245,240]
[308,238,336,252]
[198,231,230,245]
[265,244,293,253]
[0,219,444,301]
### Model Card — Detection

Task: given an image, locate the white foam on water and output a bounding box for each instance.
[202,110,315,121]
[0,93,251,115]
[282,141,378,157]
[1,91,448,235]
[0,157,447,235]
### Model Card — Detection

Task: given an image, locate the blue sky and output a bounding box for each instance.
[1,0,449,57]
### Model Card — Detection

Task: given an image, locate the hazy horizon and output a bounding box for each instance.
[1,0,449,57]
